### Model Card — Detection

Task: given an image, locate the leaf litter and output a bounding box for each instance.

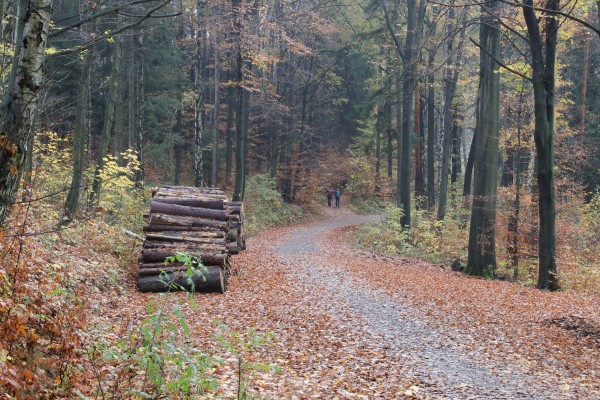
[93,207,600,399]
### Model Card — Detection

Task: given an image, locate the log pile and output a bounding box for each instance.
[225,201,245,254]
[138,186,245,293]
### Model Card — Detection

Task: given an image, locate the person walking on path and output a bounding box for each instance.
[335,188,341,208]
[326,187,334,207]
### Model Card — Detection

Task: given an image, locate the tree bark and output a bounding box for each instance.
[128,33,136,152]
[414,82,425,200]
[375,105,383,193]
[232,0,244,201]
[150,200,228,220]
[437,6,457,220]
[450,108,462,185]
[398,0,424,227]
[522,0,559,290]
[426,51,436,210]
[463,129,476,196]
[211,35,220,186]
[466,1,501,278]
[63,50,93,221]
[0,0,52,224]
[385,99,393,182]
[138,268,225,293]
[135,32,145,186]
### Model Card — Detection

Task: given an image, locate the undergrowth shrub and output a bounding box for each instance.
[355,205,467,264]
[32,131,145,229]
[0,205,86,398]
[244,174,303,236]
[82,290,220,398]
[355,188,600,292]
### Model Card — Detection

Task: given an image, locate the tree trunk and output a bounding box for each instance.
[451,109,462,185]
[90,39,122,207]
[414,82,425,200]
[128,34,136,152]
[509,90,525,281]
[0,0,52,224]
[375,105,382,193]
[194,0,205,188]
[226,87,234,183]
[426,53,436,211]
[522,0,559,290]
[398,0,423,227]
[232,0,244,201]
[135,32,145,186]
[437,6,456,220]
[211,36,220,186]
[138,268,225,293]
[463,129,476,197]
[113,38,125,157]
[63,50,93,221]
[465,1,501,278]
[386,99,393,182]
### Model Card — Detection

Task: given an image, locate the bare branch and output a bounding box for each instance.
[49,0,172,38]
[381,0,405,62]
[470,37,532,82]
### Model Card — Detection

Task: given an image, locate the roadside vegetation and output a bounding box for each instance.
[354,188,600,293]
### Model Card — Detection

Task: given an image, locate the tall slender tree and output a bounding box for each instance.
[522,0,559,290]
[466,1,501,277]
[63,50,93,221]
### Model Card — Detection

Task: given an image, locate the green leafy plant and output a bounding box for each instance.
[215,323,279,400]
[80,254,218,399]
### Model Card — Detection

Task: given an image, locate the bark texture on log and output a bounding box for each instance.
[138,268,225,293]
[150,200,228,220]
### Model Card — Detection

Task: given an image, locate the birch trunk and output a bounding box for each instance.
[0,0,52,224]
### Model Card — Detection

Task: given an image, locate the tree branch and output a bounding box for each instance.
[51,0,173,56]
[470,37,532,82]
[49,0,171,38]
[381,0,405,62]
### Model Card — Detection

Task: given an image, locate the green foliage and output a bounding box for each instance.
[215,323,279,400]
[81,254,217,398]
[32,131,145,228]
[83,296,219,398]
[244,174,304,237]
[354,204,468,264]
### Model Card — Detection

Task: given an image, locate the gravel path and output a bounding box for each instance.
[270,209,593,399]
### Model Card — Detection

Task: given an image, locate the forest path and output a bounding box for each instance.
[124,207,600,398]
[226,207,598,399]
[273,208,534,399]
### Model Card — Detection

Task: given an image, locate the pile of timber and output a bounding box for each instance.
[225,201,245,254]
[138,185,245,293]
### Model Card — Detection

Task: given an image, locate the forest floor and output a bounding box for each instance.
[102,207,600,399]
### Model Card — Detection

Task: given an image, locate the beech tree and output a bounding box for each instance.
[465,1,501,278]
[521,0,560,290]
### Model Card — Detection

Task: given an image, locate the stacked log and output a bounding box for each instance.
[225,201,246,254]
[138,186,231,293]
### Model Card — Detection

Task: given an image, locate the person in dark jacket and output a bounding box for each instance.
[326,187,334,207]
[334,188,341,208]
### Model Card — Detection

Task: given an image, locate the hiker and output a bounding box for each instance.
[326,187,334,207]
[335,188,341,208]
